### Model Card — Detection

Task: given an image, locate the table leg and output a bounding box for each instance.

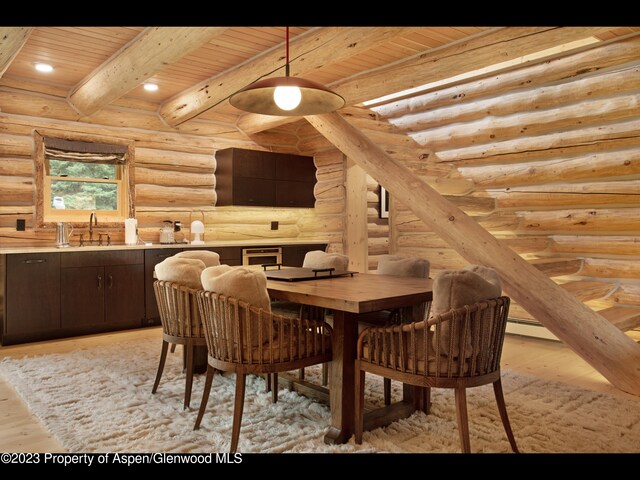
[324,310,357,444]
[193,345,208,374]
[403,384,431,414]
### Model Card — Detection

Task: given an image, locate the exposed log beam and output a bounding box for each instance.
[241,26,611,134]
[69,27,227,116]
[0,27,33,77]
[306,111,640,396]
[346,158,369,272]
[160,27,406,126]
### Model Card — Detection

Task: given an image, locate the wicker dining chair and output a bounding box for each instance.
[361,254,432,405]
[270,249,347,387]
[355,297,519,453]
[152,280,207,409]
[194,291,333,453]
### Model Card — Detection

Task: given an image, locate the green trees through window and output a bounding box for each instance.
[49,159,118,210]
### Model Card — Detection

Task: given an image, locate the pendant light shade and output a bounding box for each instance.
[230,76,344,116]
[229,27,344,116]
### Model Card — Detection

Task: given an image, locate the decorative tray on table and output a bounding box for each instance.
[262,264,357,282]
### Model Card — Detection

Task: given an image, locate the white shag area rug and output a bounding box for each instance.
[1,336,639,453]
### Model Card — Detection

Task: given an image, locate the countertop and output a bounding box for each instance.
[0,239,328,255]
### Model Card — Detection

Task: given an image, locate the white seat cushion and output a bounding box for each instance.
[155,257,206,289]
[175,250,221,267]
[203,267,271,313]
[303,250,349,270]
[201,265,234,290]
[377,254,430,278]
[430,266,502,358]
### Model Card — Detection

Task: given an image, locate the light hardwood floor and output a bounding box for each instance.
[0,328,638,452]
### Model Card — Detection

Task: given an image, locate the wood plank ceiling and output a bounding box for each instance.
[3,27,488,126]
[3,26,638,134]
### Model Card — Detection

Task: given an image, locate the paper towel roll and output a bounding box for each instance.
[125,218,137,245]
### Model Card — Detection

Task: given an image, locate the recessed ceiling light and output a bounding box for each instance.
[35,63,54,73]
[143,83,158,92]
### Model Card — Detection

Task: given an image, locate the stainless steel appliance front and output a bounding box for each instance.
[242,247,282,266]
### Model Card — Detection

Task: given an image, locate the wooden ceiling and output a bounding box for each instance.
[2,26,638,137]
[4,27,487,120]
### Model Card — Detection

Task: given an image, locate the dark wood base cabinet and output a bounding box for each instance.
[1,251,145,345]
[0,243,323,345]
[3,253,61,342]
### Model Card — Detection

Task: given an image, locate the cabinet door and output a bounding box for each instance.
[282,244,327,267]
[189,247,242,266]
[105,264,144,328]
[234,150,276,179]
[233,177,275,206]
[275,154,316,182]
[5,253,61,337]
[144,249,181,323]
[61,266,105,328]
[275,180,315,208]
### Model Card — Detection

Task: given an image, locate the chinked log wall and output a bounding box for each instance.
[0,81,346,254]
[373,35,640,328]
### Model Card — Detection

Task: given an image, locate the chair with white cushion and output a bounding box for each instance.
[194,267,332,452]
[362,254,431,404]
[355,266,519,453]
[152,256,207,409]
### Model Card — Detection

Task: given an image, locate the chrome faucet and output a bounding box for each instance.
[89,211,98,243]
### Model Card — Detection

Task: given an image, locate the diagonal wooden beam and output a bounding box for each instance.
[159,27,407,126]
[240,26,613,135]
[68,27,227,116]
[306,111,640,396]
[0,27,33,78]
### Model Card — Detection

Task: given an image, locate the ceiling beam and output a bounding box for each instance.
[68,27,227,116]
[159,27,407,127]
[240,26,613,135]
[0,27,33,78]
[306,111,640,397]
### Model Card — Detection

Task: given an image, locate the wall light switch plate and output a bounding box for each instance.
[16,219,26,231]
[271,221,279,230]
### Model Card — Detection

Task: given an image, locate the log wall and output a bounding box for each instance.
[0,85,345,253]
[377,35,640,329]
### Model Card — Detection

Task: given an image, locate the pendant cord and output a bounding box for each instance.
[285,26,290,77]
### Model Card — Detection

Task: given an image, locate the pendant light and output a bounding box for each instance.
[229,27,345,116]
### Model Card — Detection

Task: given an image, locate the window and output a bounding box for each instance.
[36,133,134,226]
[379,186,390,219]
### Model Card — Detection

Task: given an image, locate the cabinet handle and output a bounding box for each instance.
[97,275,103,289]
[23,259,46,264]
[108,274,113,288]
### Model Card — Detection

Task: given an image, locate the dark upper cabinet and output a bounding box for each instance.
[275,155,316,182]
[216,148,316,207]
[233,177,276,207]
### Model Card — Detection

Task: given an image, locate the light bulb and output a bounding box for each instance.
[35,63,54,73]
[273,85,301,111]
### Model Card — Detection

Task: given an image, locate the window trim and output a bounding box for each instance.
[35,130,136,229]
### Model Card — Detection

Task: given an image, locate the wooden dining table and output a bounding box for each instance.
[267,271,433,444]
